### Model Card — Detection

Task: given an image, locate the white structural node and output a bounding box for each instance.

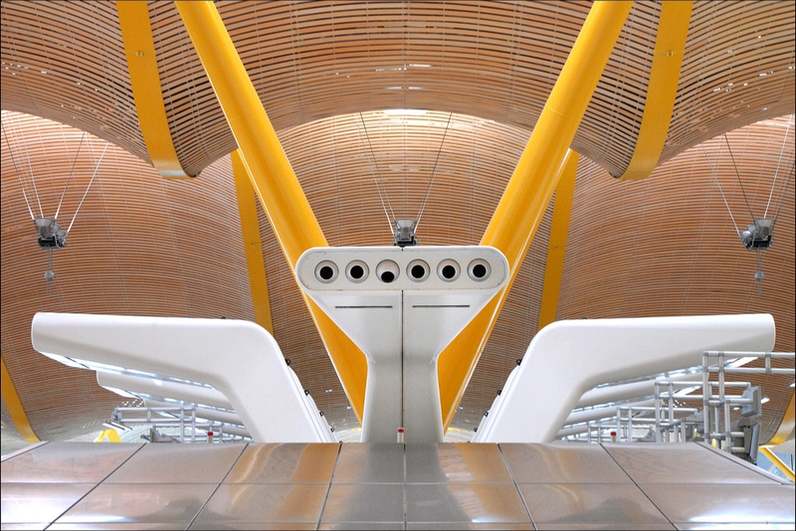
[296,245,509,443]
[31,313,337,443]
[472,313,776,443]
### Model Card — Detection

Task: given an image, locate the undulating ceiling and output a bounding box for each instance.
[1,1,794,449]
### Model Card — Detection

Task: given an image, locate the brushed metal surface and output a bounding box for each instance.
[603,443,779,484]
[406,443,512,483]
[318,523,405,530]
[0,524,52,530]
[194,483,328,523]
[0,442,142,483]
[535,524,676,530]
[187,524,316,530]
[331,443,404,483]
[672,524,796,530]
[406,524,536,530]
[0,483,94,524]
[406,483,531,523]
[104,443,246,484]
[641,484,796,524]
[321,483,404,522]
[518,483,670,525]
[46,524,188,530]
[54,483,216,523]
[501,443,631,484]
[224,443,339,484]
[2,442,791,528]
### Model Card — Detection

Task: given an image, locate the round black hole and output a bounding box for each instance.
[442,265,457,279]
[319,265,335,280]
[411,264,426,278]
[350,265,364,279]
[381,271,395,283]
[472,264,487,278]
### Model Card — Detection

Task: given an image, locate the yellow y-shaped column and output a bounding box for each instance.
[176,2,368,422]
[438,1,633,430]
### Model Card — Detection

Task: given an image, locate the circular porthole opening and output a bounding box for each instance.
[467,258,491,281]
[437,259,461,282]
[376,259,400,283]
[315,261,339,283]
[345,260,369,283]
[407,259,430,282]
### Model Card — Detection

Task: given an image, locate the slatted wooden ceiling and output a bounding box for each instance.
[1,1,794,445]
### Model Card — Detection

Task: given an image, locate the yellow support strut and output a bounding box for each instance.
[232,149,275,335]
[438,1,633,430]
[538,151,579,331]
[1,357,39,443]
[758,446,795,482]
[117,1,196,179]
[175,1,368,422]
[616,1,693,180]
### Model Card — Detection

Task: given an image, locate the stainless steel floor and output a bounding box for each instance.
[1,441,793,530]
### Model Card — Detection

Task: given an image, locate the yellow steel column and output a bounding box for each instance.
[616,1,693,180]
[117,1,196,179]
[94,429,122,443]
[175,1,368,421]
[232,149,274,335]
[438,1,633,429]
[765,392,795,447]
[758,446,795,482]
[1,357,39,443]
[537,151,579,331]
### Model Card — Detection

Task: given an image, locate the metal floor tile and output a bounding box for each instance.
[53,483,217,524]
[0,443,142,484]
[104,443,246,484]
[1,483,95,524]
[194,483,328,524]
[406,443,512,483]
[321,483,405,522]
[224,443,339,484]
[406,483,531,523]
[518,483,670,525]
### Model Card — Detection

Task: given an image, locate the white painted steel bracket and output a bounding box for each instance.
[296,245,509,443]
[31,313,337,443]
[472,313,776,443]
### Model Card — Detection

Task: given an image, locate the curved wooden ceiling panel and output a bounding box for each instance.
[3,2,793,179]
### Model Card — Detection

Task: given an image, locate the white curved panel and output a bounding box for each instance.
[97,371,234,411]
[473,314,776,443]
[31,313,336,443]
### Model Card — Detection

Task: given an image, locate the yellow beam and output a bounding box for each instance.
[117,1,196,179]
[538,151,579,331]
[175,1,368,422]
[232,149,274,335]
[616,1,692,180]
[1,357,39,443]
[765,392,795,447]
[94,429,121,443]
[759,446,795,482]
[438,1,633,430]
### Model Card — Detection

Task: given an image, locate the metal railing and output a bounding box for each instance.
[110,405,251,443]
[559,351,794,454]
